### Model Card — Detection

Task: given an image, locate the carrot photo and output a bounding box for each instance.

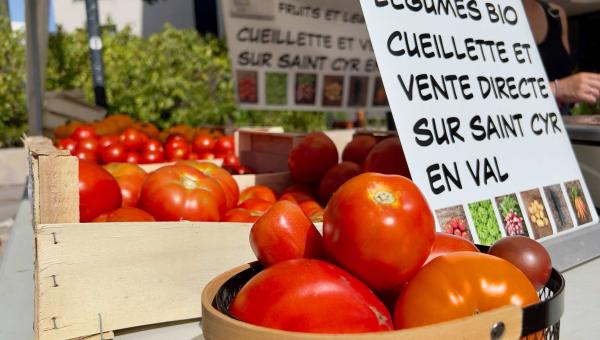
[565,180,593,226]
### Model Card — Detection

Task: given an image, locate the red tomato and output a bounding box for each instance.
[229,259,393,333]
[192,134,216,154]
[489,236,552,290]
[57,138,78,153]
[98,135,120,150]
[164,138,190,161]
[177,161,240,211]
[239,185,277,205]
[214,135,234,157]
[238,198,273,213]
[318,161,361,204]
[187,152,199,160]
[125,152,141,164]
[223,153,240,167]
[279,184,316,204]
[363,138,410,177]
[250,200,323,267]
[74,149,98,163]
[142,139,164,153]
[222,208,261,223]
[103,163,147,208]
[120,128,147,151]
[323,173,435,291]
[99,143,127,164]
[92,207,155,222]
[141,150,164,164]
[394,252,539,329]
[77,138,99,153]
[166,133,186,143]
[288,132,338,184]
[342,135,377,165]
[79,160,122,222]
[299,200,324,222]
[223,199,273,223]
[70,126,96,141]
[198,152,216,160]
[138,165,226,221]
[424,232,479,266]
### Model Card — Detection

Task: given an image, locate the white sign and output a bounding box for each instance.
[221,0,389,112]
[359,0,598,244]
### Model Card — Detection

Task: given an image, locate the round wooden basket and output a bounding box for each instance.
[201,260,564,340]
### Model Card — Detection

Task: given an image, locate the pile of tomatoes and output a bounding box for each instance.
[228,172,553,335]
[287,132,410,206]
[78,159,325,224]
[56,124,245,172]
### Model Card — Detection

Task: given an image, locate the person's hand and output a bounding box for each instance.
[556,72,600,104]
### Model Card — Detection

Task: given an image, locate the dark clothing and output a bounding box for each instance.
[536,1,574,81]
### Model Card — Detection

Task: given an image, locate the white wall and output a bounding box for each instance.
[53,0,195,37]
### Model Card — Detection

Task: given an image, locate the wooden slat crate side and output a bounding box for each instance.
[26,137,79,227]
[35,222,255,340]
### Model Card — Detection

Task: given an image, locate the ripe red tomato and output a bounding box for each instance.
[223,199,272,223]
[489,236,552,290]
[198,152,216,160]
[142,139,164,153]
[187,152,199,160]
[279,184,316,204]
[99,143,127,164]
[57,138,78,153]
[299,200,324,222]
[192,134,215,154]
[74,149,98,163]
[223,153,240,167]
[323,173,435,291]
[288,132,338,184]
[70,126,96,141]
[318,161,361,204]
[138,165,226,221]
[363,138,410,177]
[424,232,479,266]
[250,200,323,267]
[238,198,273,213]
[79,160,122,222]
[92,207,155,222]
[229,259,393,333]
[120,128,147,151]
[164,138,190,161]
[177,161,239,211]
[103,163,147,208]
[98,135,120,150]
[239,185,277,204]
[141,150,164,164]
[342,135,377,165]
[214,136,234,157]
[125,152,141,164]
[394,252,539,329]
[222,208,261,223]
[76,138,99,153]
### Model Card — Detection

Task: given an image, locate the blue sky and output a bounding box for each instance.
[9,0,56,31]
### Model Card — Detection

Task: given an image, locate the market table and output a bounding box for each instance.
[1,200,599,340]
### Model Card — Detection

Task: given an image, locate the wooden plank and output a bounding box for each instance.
[35,222,255,340]
[26,137,79,226]
[44,95,106,123]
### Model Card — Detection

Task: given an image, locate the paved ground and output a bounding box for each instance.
[0,183,25,256]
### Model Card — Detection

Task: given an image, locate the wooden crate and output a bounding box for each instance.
[26,136,292,339]
[235,129,356,173]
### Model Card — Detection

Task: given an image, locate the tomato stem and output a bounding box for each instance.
[182,174,198,190]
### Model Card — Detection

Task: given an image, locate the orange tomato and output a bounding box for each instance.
[394,252,539,329]
[93,207,155,222]
[103,163,147,208]
[239,185,277,205]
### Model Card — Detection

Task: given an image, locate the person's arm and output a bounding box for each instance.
[547,3,600,104]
